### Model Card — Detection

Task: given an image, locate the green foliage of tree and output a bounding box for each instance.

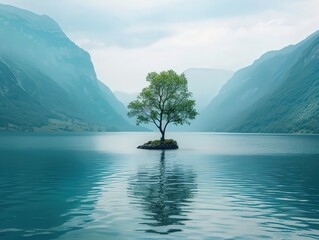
[128,70,198,141]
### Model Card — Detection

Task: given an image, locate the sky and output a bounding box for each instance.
[1,0,319,93]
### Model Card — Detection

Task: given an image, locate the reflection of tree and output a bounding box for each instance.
[128,151,197,234]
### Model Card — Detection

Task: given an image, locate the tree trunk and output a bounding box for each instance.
[160,130,165,141]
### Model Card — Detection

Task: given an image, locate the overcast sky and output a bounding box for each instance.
[1,0,319,92]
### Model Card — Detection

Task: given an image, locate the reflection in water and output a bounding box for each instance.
[1,133,319,239]
[128,151,197,234]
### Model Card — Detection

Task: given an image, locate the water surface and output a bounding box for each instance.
[0,133,319,239]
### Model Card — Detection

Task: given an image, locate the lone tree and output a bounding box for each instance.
[128,70,198,141]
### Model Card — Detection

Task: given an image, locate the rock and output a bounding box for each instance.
[137,139,179,150]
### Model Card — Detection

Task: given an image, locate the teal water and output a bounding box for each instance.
[0,133,319,240]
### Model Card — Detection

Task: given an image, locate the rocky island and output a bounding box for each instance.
[137,139,179,150]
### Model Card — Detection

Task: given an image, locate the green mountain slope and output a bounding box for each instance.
[234,36,319,133]
[0,4,136,131]
[197,31,319,133]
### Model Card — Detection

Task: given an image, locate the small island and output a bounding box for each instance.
[137,139,179,150]
[127,70,198,150]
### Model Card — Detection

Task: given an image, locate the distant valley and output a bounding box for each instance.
[115,68,233,112]
[0,4,318,134]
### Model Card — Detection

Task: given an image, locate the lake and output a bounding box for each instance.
[0,132,319,240]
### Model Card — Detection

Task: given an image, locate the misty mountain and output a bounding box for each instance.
[0,4,137,131]
[114,91,138,108]
[197,31,319,134]
[183,68,233,111]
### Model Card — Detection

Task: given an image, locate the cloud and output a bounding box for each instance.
[0,0,318,93]
[88,0,319,92]
[0,0,304,49]
[0,0,178,48]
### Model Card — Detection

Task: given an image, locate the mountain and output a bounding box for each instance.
[183,68,233,111]
[0,4,137,131]
[197,31,319,134]
[114,91,138,108]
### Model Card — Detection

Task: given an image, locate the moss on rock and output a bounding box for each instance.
[137,139,179,150]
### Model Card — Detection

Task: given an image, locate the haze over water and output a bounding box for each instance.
[0,133,319,239]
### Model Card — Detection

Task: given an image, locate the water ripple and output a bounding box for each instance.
[0,133,319,239]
